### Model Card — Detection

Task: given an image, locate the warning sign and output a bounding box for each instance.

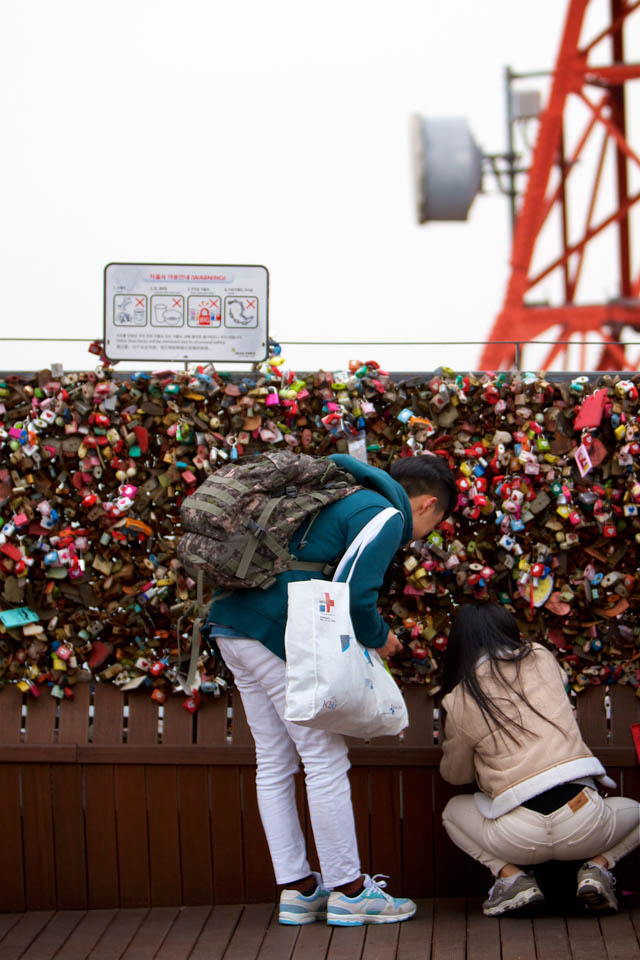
[104,263,268,362]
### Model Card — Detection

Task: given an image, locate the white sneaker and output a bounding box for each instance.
[576,862,618,912]
[327,874,416,926]
[279,873,330,925]
[482,874,545,917]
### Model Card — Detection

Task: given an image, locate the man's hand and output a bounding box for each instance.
[377,630,403,659]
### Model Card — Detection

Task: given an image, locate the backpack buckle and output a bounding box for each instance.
[285,485,298,498]
[247,518,266,539]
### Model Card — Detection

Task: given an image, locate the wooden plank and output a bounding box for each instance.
[533,916,571,960]
[0,915,21,943]
[220,903,273,960]
[401,768,433,898]
[91,684,124,744]
[126,693,159,745]
[2,742,635,766]
[466,897,501,960]
[401,688,435,747]
[154,906,212,960]
[241,766,277,903]
[20,910,85,959]
[0,685,24,743]
[598,911,640,959]
[370,769,402,887]
[630,903,640,952]
[162,694,194,745]
[84,765,119,908]
[147,765,182,906]
[87,908,148,960]
[58,683,91,744]
[114,766,151,908]
[119,906,179,960]
[610,685,640,748]
[0,765,25,911]
[432,778,486,898]
[326,925,366,960]
[21,764,56,910]
[431,898,466,960]
[50,909,117,960]
[349,767,371,877]
[619,766,640,892]
[196,691,229,745]
[51,764,88,909]
[230,692,254,747]
[396,898,433,960]
[291,921,333,960]
[361,923,400,960]
[575,686,608,749]
[565,914,608,960]
[178,766,214,905]
[0,912,54,960]
[255,914,299,960]
[499,916,536,960]
[210,767,245,904]
[188,904,244,960]
[24,692,57,744]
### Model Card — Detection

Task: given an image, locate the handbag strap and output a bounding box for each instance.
[332,507,401,584]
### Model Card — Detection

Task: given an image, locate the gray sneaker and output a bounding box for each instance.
[576,862,618,912]
[482,874,544,917]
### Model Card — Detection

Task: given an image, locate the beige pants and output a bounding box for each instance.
[443,787,640,877]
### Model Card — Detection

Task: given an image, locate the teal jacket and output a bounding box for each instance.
[206,454,413,660]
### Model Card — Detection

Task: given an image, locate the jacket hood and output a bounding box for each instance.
[330,453,413,544]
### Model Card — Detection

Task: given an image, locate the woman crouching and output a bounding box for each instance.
[439,603,640,917]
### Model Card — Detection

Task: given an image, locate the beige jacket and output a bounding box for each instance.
[440,643,612,818]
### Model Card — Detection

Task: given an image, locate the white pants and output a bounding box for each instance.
[443,788,640,877]
[217,637,361,888]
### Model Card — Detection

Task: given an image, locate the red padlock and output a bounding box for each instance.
[184,690,201,714]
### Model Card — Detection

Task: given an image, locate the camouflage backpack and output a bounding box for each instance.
[177,450,361,592]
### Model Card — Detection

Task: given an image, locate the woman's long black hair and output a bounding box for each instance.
[441,602,560,742]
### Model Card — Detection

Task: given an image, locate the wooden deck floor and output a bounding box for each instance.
[1,898,640,960]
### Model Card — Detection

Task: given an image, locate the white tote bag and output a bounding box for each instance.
[284,507,409,738]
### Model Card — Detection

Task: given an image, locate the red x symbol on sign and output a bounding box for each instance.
[172,298,182,308]
[323,592,334,611]
[135,297,145,307]
[246,298,256,310]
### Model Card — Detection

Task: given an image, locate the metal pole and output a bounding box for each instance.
[504,65,518,237]
[610,0,632,297]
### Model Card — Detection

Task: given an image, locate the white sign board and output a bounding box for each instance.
[104,263,268,363]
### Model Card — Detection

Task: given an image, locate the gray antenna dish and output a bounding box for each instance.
[411,115,483,223]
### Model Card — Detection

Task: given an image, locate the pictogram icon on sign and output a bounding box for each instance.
[224,296,258,328]
[188,295,221,328]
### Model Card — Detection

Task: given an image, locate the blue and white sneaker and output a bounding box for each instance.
[279,872,330,925]
[327,874,416,926]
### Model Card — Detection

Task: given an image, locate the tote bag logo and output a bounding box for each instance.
[318,592,335,613]
[318,591,336,622]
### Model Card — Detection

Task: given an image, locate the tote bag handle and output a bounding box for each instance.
[332,507,401,584]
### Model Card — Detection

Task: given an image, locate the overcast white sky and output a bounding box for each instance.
[1,0,638,373]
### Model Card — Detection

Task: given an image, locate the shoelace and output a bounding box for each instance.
[363,873,394,904]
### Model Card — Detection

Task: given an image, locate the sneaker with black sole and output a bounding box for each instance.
[279,872,330,925]
[482,873,545,917]
[327,874,416,926]
[576,862,618,912]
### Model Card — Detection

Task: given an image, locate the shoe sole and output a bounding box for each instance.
[577,881,618,913]
[327,907,416,926]
[279,913,326,925]
[483,887,545,917]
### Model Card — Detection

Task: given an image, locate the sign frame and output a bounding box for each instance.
[103,261,269,364]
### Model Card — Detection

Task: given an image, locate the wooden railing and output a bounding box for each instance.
[0,683,637,912]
